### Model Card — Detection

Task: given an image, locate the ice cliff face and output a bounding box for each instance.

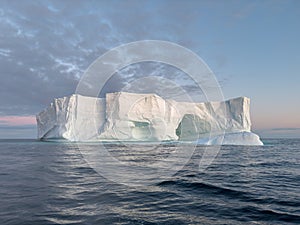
[36,92,263,145]
[36,95,105,141]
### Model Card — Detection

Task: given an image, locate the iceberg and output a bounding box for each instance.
[36,92,263,145]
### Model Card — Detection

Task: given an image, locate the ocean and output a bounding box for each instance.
[0,139,299,225]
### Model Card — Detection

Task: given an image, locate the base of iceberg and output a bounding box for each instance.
[197,131,263,146]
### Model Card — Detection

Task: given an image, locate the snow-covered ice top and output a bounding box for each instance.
[36,92,263,145]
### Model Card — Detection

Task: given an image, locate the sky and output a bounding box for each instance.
[0,0,299,139]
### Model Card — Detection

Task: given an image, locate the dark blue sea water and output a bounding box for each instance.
[0,139,299,225]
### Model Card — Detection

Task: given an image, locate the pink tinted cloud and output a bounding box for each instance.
[0,116,36,126]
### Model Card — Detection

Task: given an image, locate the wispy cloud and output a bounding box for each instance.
[0,0,227,117]
[0,48,11,57]
[232,2,257,19]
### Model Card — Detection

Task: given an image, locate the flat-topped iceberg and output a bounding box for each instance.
[36,92,263,145]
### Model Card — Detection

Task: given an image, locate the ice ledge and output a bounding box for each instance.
[197,131,263,146]
[36,92,263,145]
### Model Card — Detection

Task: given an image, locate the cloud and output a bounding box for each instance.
[100,61,207,102]
[0,0,228,118]
[0,48,11,57]
[232,2,257,19]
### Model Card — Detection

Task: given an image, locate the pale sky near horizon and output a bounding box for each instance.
[0,0,299,138]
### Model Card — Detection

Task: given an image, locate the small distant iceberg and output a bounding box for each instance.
[36,92,263,145]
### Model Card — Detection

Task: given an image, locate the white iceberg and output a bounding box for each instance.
[36,92,263,145]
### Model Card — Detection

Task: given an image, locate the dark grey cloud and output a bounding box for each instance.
[0,0,227,116]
